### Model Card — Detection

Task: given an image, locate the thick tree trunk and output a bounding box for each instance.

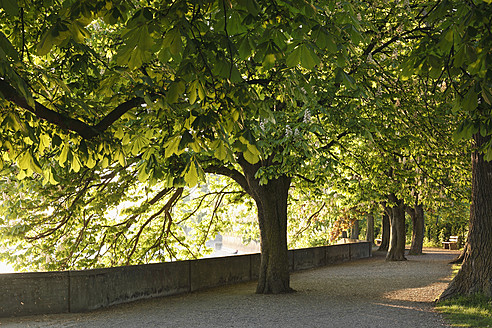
[209,155,293,294]
[386,194,407,261]
[238,159,293,294]
[366,213,375,244]
[439,134,492,300]
[378,204,390,251]
[406,203,424,255]
[253,177,292,294]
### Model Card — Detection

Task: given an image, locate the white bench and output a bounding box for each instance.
[443,236,459,250]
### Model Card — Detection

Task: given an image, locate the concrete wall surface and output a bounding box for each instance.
[0,272,69,317]
[0,241,371,317]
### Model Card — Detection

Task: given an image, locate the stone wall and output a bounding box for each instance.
[0,241,371,317]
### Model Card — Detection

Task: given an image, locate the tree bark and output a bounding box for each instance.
[366,213,375,244]
[238,158,293,294]
[386,193,407,261]
[406,203,424,255]
[378,203,390,251]
[350,220,360,239]
[439,134,492,300]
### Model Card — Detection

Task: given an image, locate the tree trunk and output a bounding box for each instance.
[366,213,375,245]
[350,220,360,239]
[378,203,390,251]
[406,203,424,255]
[208,155,294,294]
[439,134,492,300]
[386,194,407,261]
[239,159,293,294]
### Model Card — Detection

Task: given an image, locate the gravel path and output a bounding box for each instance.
[0,248,459,328]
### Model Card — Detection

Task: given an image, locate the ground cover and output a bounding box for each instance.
[436,264,492,327]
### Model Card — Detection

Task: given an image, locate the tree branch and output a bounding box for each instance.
[0,78,143,139]
[204,165,251,195]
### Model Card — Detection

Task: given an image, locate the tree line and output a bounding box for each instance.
[0,0,490,299]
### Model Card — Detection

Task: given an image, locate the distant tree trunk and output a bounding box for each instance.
[386,193,407,261]
[378,203,390,251]
[239,158,293,294]
[406,203,424,255]
[439,134,492,300]
[366,213,375,244]
[350,220,360,239]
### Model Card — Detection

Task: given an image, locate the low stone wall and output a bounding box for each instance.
[0,241,371,317]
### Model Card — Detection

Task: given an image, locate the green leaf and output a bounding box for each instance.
[59,143,70,167]
[482,86,492,105]
[238,35,253,60]
[0,0,19,17]
[184,160,199,187]
[243,148,259,164]
[188,80,198,104]
[286,45,301,68]
[130,135,150,155]
[300,45,320,70]
[17,150,42,173]
[315,29,337,54]
[211,140,228,161]
[37,29,54,56]
[43,167,59,186]
[69,21,91,43]
[178,131,193,150]
[167,80,185,104]
[453,45,466,68]
[336,68,356,89]
[243,144,260,164]
[0,31,19,60]
[164,135,181,157]
[452,121,465,142]
[114,148,126,166]
[17,151,32,170]
[262,53,276,70]
[462,89,478,112]
[162,28,182,57]
[484,147,492,162]
[137,162,151,182]
[71,154,81,173]
[86,155,97,169]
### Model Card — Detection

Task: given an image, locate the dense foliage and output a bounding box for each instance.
[0,0,489,297]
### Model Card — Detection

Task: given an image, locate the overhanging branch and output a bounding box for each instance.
[204,165,251,195]
[0,78,143,139]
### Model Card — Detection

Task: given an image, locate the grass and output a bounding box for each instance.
[436,293,492,327]
[436,265,492,327]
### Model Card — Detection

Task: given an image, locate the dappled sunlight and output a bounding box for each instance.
[382,280,452,303]
[373,302,433,312]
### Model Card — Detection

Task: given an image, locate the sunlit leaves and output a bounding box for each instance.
[164,135,183,158]
[130,134,150,156]
[117,20,154,69]
[17,150,41,173]
[58,142,70,167]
